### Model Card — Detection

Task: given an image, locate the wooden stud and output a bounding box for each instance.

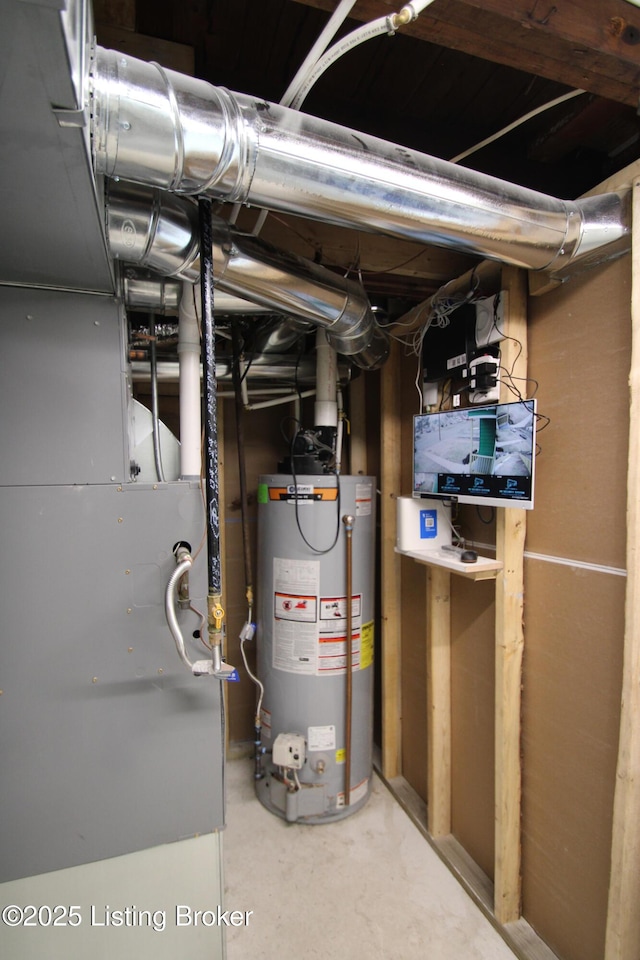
[426,565,452,837]
[604,178,640,960]
[380,341,403,780]
[494,265,528,924]
[93,0,136,31]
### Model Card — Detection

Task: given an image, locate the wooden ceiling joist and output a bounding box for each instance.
[293,0,640,107]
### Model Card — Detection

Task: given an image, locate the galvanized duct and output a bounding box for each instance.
[122,271,182,314]
[92,46,629,276]
[122,269,278,318]
[107,181,388,371]
[130,353,346,385]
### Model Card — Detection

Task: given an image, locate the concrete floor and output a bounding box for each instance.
[224,758,517,960]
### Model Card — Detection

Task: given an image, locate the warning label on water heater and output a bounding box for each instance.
[274,592,317,622]
[355,482,372,517]
[272,557,320,674]
[272,558,373,677]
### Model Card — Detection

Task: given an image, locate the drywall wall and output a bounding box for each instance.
[521,255,629,960]
[450,576,496,882]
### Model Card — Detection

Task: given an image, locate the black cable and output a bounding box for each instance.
[294,336,306,407]
[476,505,495,525]
[280,414,302,448]
[535,413,551,433]
[289,427,342,556]
[231,323,253,593]
[239,352,255,384]
[198,197,222,595]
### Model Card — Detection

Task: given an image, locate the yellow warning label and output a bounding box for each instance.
[360,621,374,670]
[335,748,346,764]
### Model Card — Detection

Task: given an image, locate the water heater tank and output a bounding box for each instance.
[256,473,376,823]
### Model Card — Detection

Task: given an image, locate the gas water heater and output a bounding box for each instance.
[256,473,376,822]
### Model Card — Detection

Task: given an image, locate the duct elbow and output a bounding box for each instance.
[543,191,630,277]
[570,191,631,269]
[325,285,390,370]
[106,181,200,281]
[351,323,390,371]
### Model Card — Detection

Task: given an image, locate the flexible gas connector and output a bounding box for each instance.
[164,551,238,679]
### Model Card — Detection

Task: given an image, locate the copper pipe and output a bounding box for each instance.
[342,514,355,806]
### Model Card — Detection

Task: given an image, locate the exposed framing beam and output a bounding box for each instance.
[256,212,474,299]
[293,0,640,106]
[604,177,640,960]
[93,26,195,76]
[494,266,528,925]
[380,340,403,779]
[426,565,452,837]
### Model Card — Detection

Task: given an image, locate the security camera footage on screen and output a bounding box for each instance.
[413,400,536,509]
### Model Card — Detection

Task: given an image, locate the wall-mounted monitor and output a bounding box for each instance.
[413,400,537,510]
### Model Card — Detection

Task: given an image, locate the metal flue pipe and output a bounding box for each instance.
[92,46,629,276]
[123,270,277,316]
[130,353,349,385]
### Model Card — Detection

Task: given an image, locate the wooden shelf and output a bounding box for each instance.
[395,546,503,581]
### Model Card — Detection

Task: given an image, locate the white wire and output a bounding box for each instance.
[281,0,359,108]
[239,610,264,724]
[414,354,423,413]
[450,88,586,164]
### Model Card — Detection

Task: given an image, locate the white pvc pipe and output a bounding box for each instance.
[177,281,202,479]
[314,328,338,428]
[247,388,315,412]
[240,358,249,408]
[335,389,344,474]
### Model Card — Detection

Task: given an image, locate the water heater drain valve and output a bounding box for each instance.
[273,733,306,770]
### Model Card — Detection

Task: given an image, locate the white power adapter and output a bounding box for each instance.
[469,355,500,404]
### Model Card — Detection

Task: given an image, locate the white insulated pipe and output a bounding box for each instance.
[178,281,202,479]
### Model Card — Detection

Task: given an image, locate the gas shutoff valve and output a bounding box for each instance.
[273,733,306,770]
